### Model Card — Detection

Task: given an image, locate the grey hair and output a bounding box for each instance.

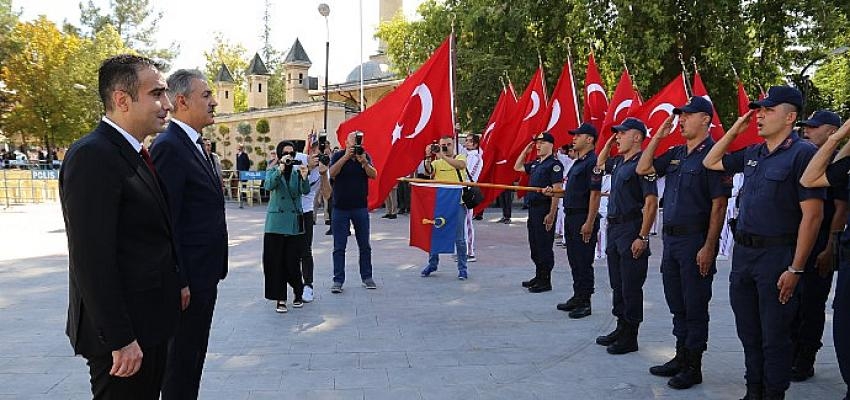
[166,69,207,104]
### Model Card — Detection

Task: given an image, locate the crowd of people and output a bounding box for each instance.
[56,53,850,400]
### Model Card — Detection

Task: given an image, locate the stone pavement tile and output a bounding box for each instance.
[356,325,401,340]
[406,351,461,368]
[388,366,493,388]
[197,390,250,400]
[333,368,389,389]
[310,352,359,370]
[418,384,479,400]
[280,369,335,390]
[486,364,542,385]
[474,383,540,400]
[358,352,410,369]
[46,372,90,397]
[0,373,69,396]
[249,389,364,400]
[363,387,422,400]
[204,353,311,372]
[196,371,233,392]
[224,372,283,391]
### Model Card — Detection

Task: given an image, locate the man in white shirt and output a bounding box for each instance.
[295,140,331,302]
[463,134,483,261]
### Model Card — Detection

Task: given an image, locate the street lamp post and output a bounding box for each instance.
[799,45,850,120]
[318,4,330,139]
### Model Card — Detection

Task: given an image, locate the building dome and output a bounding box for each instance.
[345,60,394,83]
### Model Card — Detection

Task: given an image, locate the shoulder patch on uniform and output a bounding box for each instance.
[593,166,603,175]
[553,165,562,172]
[670,159,681,165]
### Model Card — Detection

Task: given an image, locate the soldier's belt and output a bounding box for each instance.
[662,223,708,236]
[734,231,796,248]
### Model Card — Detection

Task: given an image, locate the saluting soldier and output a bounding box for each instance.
[799,116,850,400]
[636,97,731,389]
[515,131,564,293]
[555,123,602,318]
[594,117,658,355]
[704,86,825,400]
[790,110,846,382]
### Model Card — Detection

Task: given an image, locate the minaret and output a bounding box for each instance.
[246,53,270,109]
[378,0,403,55]
[213,63,235,114]
[283,38,312,103]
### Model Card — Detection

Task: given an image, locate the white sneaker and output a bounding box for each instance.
[302,286,314,302]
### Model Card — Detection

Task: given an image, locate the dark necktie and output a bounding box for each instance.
[139,146,157,178]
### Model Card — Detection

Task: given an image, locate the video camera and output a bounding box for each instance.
[282,152,302,166]
[317,133,330,166]
[353,131,365,156]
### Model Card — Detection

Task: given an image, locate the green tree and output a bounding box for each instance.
[204,33,248,112]
[79,0,177,61]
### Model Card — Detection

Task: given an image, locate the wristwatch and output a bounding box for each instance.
[787,266,804,275]
[638,234,650,243]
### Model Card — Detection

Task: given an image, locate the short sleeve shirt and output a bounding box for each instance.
[524,155,564,203]
[602,152,658,218]
[721,132,825,237]
[431,154,469,182]
[330,150,372,210]
[563,151,601,210]
[653,137,732,226]
[825,155,850,243]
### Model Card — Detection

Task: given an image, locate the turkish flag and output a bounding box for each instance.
[691,71,726,140]
[336,36,454,210]
[597,70,641,155]
[630,73,690,156]
[474,67,547,211]
[582,53,608,133]
[546,56,581,148]
[480,85,517,152]
[729,81,764,152]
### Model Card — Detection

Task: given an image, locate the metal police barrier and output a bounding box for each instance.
[1,168,60,208]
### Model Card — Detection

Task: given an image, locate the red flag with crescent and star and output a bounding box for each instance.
[630,73,690,156]
[480,85,517,152]
[691,71,726,140]
[336,36,454,210]
[547,55,581,148]
[474,67,547,211]
[582,53,608,134]
[596,69,641,155]
[730,80,764,152]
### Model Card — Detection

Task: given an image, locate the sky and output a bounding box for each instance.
[12,0,427,83]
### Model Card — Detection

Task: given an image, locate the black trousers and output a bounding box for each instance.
[397,180,411,211]
[263,232,305,301]
[300,211,316,286]
[499,190,513,219]
[161,287,218,400]
[86,342,168,400]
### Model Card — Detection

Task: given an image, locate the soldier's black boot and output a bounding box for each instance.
[607,322,639,354]
[739,383,764,400]
[522,268,541,288]
[596,319,624,346]
[568,296,591,319]
[790,344,817,381]
[649,343,687,377]
[668,349,703,389]
[556,295,581,312]
[528,270,552,293]
[763,388,785,400]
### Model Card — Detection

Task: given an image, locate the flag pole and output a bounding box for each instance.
[730,62,740,82]
[449,15,458,153]
[398,177,565,194]
[679,52,693,96]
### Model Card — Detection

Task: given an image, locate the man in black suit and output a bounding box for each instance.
[236,144,250,171]
[59,54,184,399]
[151,69,228,399]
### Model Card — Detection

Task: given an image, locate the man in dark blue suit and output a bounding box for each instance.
[151,69,228,400]
[236,144,250,171]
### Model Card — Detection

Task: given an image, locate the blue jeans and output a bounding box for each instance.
[427,204,467,273]
[332,208,372,284]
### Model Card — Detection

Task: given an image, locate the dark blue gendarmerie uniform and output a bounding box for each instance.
[792,151,849,372]
[601,151,657,326]
[721,131,825,393]
[653,137,731,353]
[524,154,564,283]
[824,155,850,397]
[563,151,601,298]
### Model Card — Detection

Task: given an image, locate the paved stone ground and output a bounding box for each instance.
[0,202,846,399]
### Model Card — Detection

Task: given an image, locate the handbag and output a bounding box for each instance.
[455,168,484,209]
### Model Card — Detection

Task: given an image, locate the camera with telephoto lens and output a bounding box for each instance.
[353,131,365,156]
[317,134,330,165]
[441,144,449,153]
[283,152,302,166]
[429,142,440,154]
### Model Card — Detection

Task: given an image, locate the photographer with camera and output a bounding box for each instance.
[420,135,470,280]
[294,137,332,303]
[262,141,310,313]
[328,131,378,293]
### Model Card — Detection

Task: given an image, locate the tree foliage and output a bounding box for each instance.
[79,0,177,62]
[203,33,249,112]
[377,0,850,132]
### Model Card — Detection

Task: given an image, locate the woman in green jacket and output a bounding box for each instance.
[263,141,310,313]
